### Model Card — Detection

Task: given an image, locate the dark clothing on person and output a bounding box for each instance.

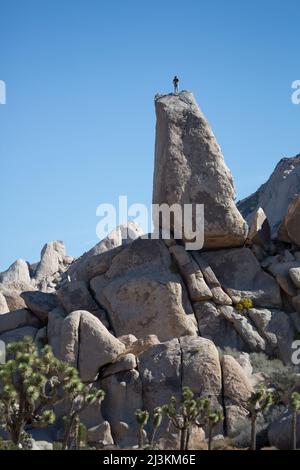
[173,76,179,93]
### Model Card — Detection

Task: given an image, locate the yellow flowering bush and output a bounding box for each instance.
[235,298,253,312]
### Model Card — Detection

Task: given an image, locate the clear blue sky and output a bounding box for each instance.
[1,0,300,270]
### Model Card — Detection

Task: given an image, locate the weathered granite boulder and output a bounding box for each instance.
[84,222,144,259]
[69,246,123,283]
[221,355,253,435]
[120,334,160,356]
[193,301,245,350]
[68,223,143,282]
[92,272,197,341]
[0,259,31,285]
[0,325,38,344]
[279,194,300,246]
[289,267,300,288]
[248,308,294,364]
[220,306,266,352]
[192,252,232,305]
[100,354,137,379]
[180,336,222,400]
[100,369,143,447]
[138,338,182,412]
[0,309,41,334]
[202,248,282,308]
[222,355,253,405]
[87,421,114,446]
[0,282,32,311]
[35,241,66,279]
[47,307,66,358]
[169,245,212,301]
[139,336,223,441]
[0,293,9,314]
[57,280,98,314]
[34,241,67,291]
[238,154,300,237]
[90,239,197,341]
[247,207,271,249]
[60,310,125,381]
[21,291,58,322]
[152,91,248,249]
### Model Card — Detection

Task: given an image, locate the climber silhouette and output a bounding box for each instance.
[173,75,179,94]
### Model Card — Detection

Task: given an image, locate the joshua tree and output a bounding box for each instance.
[62,384,105,450]
[290,392,300,450]
[207,410,223,450]
[135,409,149,448]
[162,386,211,451]
[0,338,82,445]
[149,407,163,447]
[246,385,273,450]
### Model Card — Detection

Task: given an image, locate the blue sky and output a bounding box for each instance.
[1,0,300,270]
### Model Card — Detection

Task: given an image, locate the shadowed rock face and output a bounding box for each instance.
[152,91,248,249]
[201,247,282,308]
[238,154,300,237]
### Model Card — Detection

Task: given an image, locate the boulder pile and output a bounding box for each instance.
[1,92,300,449]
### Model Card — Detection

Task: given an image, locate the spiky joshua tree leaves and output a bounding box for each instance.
[135,407,163,449]
[207,409,223,450]
[149,407,163,448]
[62,383,105,450]
[162,386,212,451]
[0,337,104,448]
[135,409,149,448]
[246,385,273,450]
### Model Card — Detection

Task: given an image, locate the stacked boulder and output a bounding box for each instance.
[153,92,248,249]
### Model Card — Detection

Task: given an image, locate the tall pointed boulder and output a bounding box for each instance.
[153,91,248,249]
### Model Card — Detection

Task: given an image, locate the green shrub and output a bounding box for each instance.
[235,298,253,311]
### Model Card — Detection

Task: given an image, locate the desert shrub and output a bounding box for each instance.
[235,298,253,311]
[249,353,299,396]
[249,352,285,376]
[218,346,241,360]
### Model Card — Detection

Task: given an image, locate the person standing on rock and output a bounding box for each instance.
[173,75,179,94]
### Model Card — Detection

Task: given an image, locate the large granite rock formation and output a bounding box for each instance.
[152,91,248,249]
[1,92,300,450]
[238,154,300,237]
